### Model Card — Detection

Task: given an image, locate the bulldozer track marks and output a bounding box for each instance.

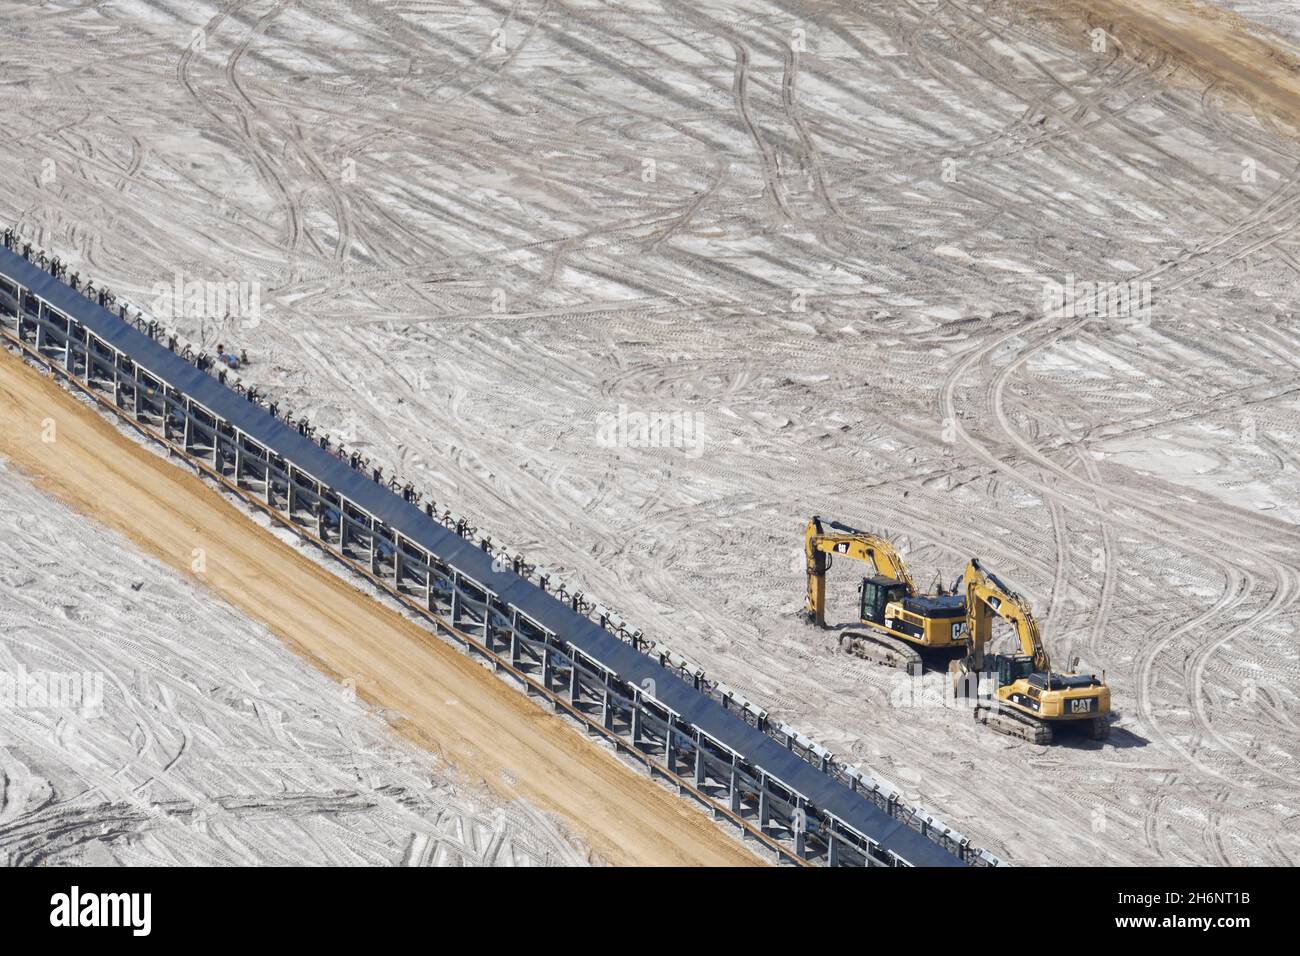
[5,0,1300,867]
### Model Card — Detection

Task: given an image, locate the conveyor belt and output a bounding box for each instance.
[0,246,963,867]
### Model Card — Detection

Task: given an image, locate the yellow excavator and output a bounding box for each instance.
[950,558,1110,744]
[804,516,967,670]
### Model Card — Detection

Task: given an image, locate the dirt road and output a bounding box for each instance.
[1047,0,1300,127]
[0,346,759,867]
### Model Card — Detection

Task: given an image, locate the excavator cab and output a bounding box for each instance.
[991,654,1036,688]
[859,575,909,626]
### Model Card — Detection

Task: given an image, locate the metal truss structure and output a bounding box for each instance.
[1,234,1000,868]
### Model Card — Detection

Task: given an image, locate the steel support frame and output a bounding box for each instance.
[0,278,947,868]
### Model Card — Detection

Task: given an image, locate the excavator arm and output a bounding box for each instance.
[962,558,1050,672]
[805,516,915,626]
[955,557,1110,742]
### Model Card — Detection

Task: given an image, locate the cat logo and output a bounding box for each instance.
[1069,698,1094,714]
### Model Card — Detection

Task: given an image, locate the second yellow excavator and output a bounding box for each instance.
[950,558,1110,744]
[804,516,967,669]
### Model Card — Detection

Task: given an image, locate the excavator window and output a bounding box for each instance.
[860,577,907,625]
[996,656,1035,687]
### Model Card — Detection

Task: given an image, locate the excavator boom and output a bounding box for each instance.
[963,558,1050,672]
[803,516,965,668]
[954,558,1109,743]
[805,516,915,625]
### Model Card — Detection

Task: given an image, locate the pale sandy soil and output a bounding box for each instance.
[0,404,591,867]
[0,347,759,866]
[2,0,1300,865]
[1204,2,1300,46]
[1045,0,1300,126]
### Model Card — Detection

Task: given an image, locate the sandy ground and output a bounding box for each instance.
[2,0,1300,865]
[0,419,590,867]
[1201,2,1300,46]
[1048,0,1300,127]
[0,347,758,866]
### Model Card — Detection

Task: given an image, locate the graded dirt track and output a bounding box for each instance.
[1051,0,1300,126]
[0,346,759,868]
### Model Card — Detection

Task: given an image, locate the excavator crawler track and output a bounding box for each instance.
[839,629,922,670]
[973,702,1052,745]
